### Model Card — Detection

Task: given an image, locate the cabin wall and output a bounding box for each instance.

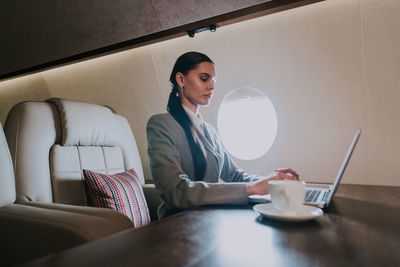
[1,0,399,186]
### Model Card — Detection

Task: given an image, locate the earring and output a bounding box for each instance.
[176,91,179,97]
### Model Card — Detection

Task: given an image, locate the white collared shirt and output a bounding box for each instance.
[182,105,207,157]
[182,105,205,135]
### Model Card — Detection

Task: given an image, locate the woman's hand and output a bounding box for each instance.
[272,168,299,180]
[246,168,300,196]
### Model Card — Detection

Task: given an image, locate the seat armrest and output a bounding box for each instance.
[20,201,133,230]
[0,204,130,266]
[142,183,161,221]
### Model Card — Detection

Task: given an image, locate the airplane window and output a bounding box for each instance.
[217,87,278,160]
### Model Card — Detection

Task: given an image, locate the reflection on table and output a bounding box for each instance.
[22,184,400,267]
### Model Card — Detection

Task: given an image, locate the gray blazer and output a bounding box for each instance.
[146,113,259,218]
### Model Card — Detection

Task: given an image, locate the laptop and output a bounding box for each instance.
[249,129,361,209]
[304,129,361,208]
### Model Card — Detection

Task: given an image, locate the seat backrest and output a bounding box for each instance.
[0,121,16,206]
[4,98,145,206]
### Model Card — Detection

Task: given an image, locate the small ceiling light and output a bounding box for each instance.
[209,24,217,32]
[187,24,219,38]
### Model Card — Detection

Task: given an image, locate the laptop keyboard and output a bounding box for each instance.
[306,189,321,202]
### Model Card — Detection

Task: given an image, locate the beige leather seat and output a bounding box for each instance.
[4,98,160,221]
[4,98,160,220]
[0,121,133,266]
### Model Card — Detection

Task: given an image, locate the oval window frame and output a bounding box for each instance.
[217,87,278,160]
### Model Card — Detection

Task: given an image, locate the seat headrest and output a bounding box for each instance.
[48,98,117,146]
[0,122,16,206]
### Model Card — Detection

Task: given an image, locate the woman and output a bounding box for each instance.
[147,51,299,218]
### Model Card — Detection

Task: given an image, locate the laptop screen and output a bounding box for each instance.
[325,129,361,206]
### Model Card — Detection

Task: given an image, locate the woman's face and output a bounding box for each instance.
[177,61,216,113]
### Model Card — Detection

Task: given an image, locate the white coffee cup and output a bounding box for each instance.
[268,180,306,214]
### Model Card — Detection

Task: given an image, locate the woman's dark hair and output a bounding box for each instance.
[167,51,214,180]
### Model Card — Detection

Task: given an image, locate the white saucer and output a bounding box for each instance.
[248,194,271,204]
[253,203,323,222]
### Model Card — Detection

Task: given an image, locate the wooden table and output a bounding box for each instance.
[21,185,400,267]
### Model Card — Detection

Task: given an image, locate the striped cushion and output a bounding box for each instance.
[83,168,150,227]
